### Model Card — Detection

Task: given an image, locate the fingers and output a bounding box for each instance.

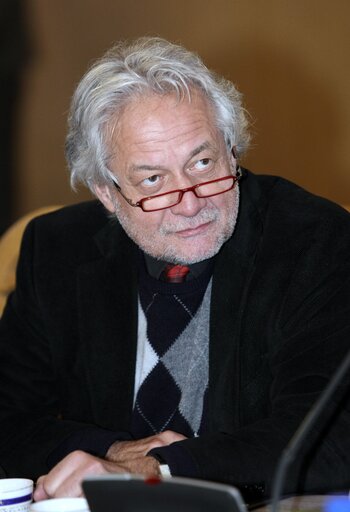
[106,430,187,463]
[139,430,186,453]
[33,451,117,500]
[33,476,50,501]
[159,430,187,443]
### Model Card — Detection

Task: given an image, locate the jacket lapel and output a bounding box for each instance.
[209,171,265,433]
[77,220,139,431]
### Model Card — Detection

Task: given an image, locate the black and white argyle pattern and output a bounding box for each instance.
[131,275,212,439]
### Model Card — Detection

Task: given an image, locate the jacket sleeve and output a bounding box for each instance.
[0,219,131,479]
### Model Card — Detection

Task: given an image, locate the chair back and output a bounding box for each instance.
[0,206,61,315]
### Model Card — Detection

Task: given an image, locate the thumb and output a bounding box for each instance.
[34,476,50,502]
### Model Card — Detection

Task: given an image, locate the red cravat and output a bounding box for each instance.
[165,264,190,283]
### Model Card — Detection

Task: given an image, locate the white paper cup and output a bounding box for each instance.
[0,478,34,512]
[29,498,89,512]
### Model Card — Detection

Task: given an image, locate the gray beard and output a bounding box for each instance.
[111,185,240,264]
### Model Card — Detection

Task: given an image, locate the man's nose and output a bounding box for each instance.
[170,188,207,217]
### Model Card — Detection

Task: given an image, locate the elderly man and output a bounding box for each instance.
[0,38,349,504]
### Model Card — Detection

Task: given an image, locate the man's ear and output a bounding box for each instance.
[93,184,116,213]
[230,146,238,171]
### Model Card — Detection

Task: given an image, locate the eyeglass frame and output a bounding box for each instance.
[109,148,242,213]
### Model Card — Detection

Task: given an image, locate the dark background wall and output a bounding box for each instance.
[0,0,29,233]
[5,0,350,224]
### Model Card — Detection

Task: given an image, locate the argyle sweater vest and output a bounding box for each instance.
[131,260,213,438]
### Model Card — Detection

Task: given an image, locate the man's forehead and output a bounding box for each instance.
[106,90,223,168]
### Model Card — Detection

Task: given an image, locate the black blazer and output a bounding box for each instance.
[0,170,349,500]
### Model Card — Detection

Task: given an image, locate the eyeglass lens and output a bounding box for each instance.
[142,176,235,211]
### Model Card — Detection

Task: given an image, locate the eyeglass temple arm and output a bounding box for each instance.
[108,172,140,208]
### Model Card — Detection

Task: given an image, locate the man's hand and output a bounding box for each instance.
[106,430,186,464]
[34,451,122,501]
[34,430,186,501]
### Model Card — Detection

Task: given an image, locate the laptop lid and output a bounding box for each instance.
[83,474,247,512]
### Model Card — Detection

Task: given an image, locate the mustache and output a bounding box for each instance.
[159,207,219,234]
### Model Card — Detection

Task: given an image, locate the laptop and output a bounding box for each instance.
[83,474,247,512]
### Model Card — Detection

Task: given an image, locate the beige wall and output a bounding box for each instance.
[15,0,350,217]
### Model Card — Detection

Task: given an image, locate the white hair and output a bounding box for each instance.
[66,37,250,193]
